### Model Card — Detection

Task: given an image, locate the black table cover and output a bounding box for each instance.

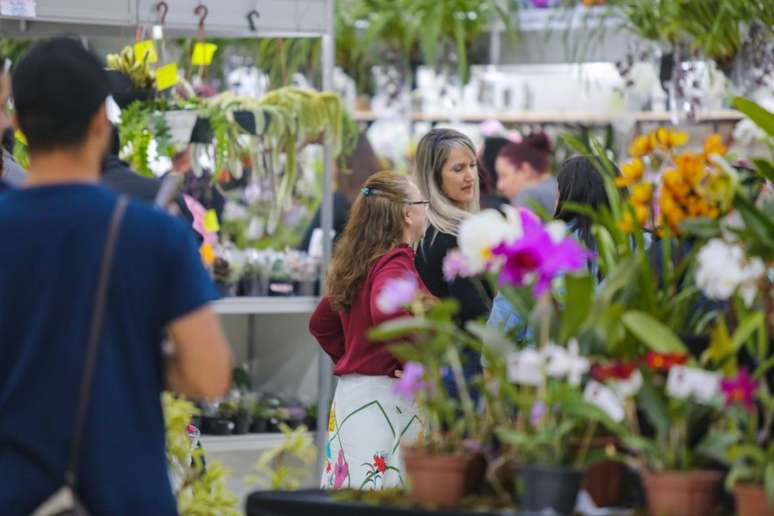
[246,490,522,516]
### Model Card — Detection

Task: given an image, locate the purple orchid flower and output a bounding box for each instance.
[443,249,472,282]
[376,274,418,315]
[720,368,758,412]
[491,209,590,295]
[392,362,426,400]
[530,401,546,426]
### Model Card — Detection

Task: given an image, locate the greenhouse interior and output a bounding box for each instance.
[0,1,772,515]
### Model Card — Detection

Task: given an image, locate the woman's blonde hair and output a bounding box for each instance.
[327,170,413,312]
[414,128,479,236]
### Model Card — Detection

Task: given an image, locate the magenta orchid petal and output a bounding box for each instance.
[376,274,418,315]
[720,368,758,411]
[391,362,426,400]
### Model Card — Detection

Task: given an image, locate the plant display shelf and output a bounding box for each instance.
[353,109,744,126]
[213,296,318,315]
[201,431,315,453]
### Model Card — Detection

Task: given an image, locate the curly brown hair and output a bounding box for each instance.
[327,170,413,312]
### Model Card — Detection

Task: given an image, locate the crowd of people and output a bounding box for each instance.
[0,36,622,511]
[310,126,611,488]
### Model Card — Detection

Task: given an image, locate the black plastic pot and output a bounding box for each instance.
[233,413,252,435]
[201,416,234,435]
[520,465,582,515]
[251,418,268,433]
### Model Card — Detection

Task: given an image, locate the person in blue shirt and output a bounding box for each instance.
[488,156,611,334]
[0,38,232,515]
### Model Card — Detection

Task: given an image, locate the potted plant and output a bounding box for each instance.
[495,373,620,515]
[304,403,318,430]
[251,401,272,434]
[685,98,774,516]
[233,399,254,435]
[370,298,487,508]
[569,111,771,515]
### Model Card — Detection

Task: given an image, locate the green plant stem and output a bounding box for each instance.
[575,420,598,469]
[446,347,479,442]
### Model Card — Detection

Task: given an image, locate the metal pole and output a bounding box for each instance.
[314,0,336,485]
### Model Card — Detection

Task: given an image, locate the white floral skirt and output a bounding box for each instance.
[322,374,423,490]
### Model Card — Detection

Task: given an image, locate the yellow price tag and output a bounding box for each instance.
[14,130,27,145]
[155,63,178,91]
[191,42,217,66]
[134,40,158,64]
[203,209,220,233]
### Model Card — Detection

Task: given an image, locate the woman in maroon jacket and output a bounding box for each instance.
[310,171,430,490]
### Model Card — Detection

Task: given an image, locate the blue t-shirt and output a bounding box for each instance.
[0,184,218,515]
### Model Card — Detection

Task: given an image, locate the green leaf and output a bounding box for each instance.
[751,159,774,183]
[368,317,437,341]
[679,217,722,239]
[702,316,733,369]
[560,274,594,343]
[731,312,765,354]
[622,311,687,354]
[694,431,739,465]
[637,381,669,437]
[733,97,774,138]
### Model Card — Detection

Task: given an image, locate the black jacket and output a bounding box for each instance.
[101,156,193,226]
[415,225,493,325]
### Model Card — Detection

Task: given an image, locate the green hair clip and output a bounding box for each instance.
[361,187,371,197]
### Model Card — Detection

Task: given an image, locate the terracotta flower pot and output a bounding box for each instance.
[583,459,625,507]
[735,484,774,516]
[642,470,723,516]
[403,446,482,508]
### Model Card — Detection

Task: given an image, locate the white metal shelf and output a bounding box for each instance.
[353,109,744,125]
[213,296,318,315]
[201,431,315,453]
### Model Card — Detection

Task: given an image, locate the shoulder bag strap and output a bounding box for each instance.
[65,195,129,488]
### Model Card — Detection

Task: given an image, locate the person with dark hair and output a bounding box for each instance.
[495,132,557,216]
[0,38,232,514]
[478,136,510,210]
[555,155,612,250]
[299,131,383,253]
[488,155,611,335]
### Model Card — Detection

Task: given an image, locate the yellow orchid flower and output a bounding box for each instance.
[674,153,705,187]
[616,158,645,187]
[631,182,653,205]
[628,135,654,158]
[652,128,689,152]
[662,168,690,198]
[703,133,727,158]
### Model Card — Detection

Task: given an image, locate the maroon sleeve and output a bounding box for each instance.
[309,297,345,363]
[369,255,416,328]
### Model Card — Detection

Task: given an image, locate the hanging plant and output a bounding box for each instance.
[117,101,175,178]
[205,88,356,232]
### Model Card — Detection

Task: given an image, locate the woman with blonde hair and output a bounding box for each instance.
[310,170,430,490]
[414,128,491,383]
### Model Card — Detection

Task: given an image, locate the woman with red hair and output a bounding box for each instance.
[495,132,557,216]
